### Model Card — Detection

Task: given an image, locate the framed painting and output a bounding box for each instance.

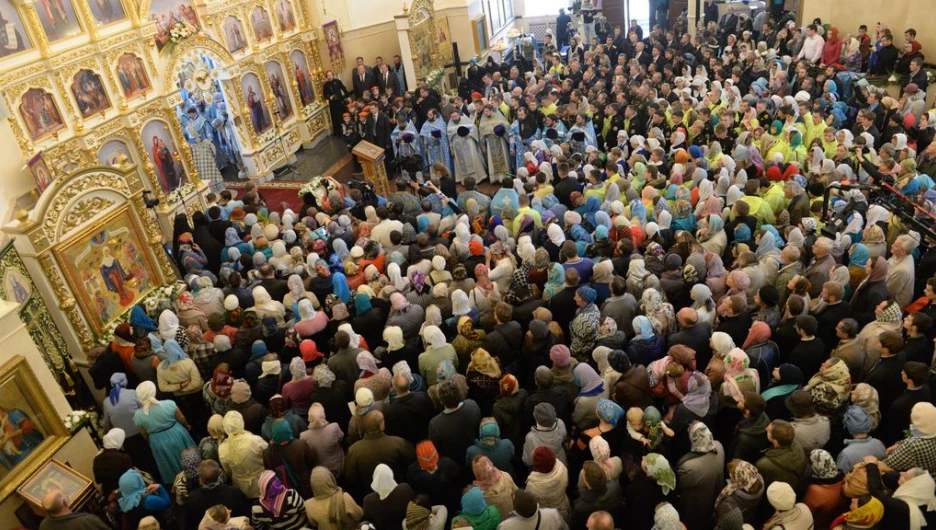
[71,69,111,118]
[435,16,452,64]
[35,0,82,42]
[0,1,33,59]
[222,16,247,54]
[290,50,314,107]
[19,88,65,141]
[472,15,488,56]
[274,0,295,33]
[265,60,293,121]
[241,73,272,135]
[140,119,186,193]
[54,206,158,334]
[88,0,126,26]
[0,355,69,502]
[97,139,134,168]
[148,0,200,51]
[17,459,92,509]
[27,151,53,194]
[115,53,151,99]
[250,7,273,42]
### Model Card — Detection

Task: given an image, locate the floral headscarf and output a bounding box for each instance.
[643,453,676,494]
[689,421,716,453]
[810,449,839,479]
[716,460,761,507]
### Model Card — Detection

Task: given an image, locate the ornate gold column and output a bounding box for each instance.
[130,194,177,281]
[37,253,94,350]
[19,0,52,57]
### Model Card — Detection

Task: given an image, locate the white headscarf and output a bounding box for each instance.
[547,224,565,246]
[371,464,398,500]
[135,381,159,415]
[451,289,471,316]
[383,326,406,351]
[158,310,179,341]
[103,428,126,450]
[387,262,409,291]
[338,323,361,348]
[422,325,447,349]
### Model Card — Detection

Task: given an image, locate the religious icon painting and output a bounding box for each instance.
[290,50,314,107]
[88,0,126,26]
[274,0,296,33]
[241,73,272,135]
[2,268,31,305]
[265,60,293,121]
[97,139,134,168]
[141,119,186,193]
[0,1,32,59]
[250,7,274,42]
[115,53,151,100]
[71,69,111,118]
[17,460,92,510]
[19,88,65,141]
[54,207,158,334]
[27,151,53,194]
[149,0,200,51]
[35,0,82,42]
[322,20,344,71]
[222,16,247,54]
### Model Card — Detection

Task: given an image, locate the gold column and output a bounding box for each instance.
[37,253,94,350]
[130,194,177,282]
[73,0,99,42]
[19,0,52,57]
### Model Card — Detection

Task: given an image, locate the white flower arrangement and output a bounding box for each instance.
[297,175,325,198]
[425,67,446,90]
[169,21,198,43]
[63,409,103,437]
[167,182,196,204]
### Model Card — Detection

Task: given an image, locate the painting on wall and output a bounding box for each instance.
[27,151,53,194]
[35,0,82,42]
[88,0,126,26]
[148,0,199,51]
[265,61,292,121]
[71,69,111,118]
[241,73,272,135]
[115,53,151,99]
[435,16,452,64]
[97,139,134,168]
[19,88,65,141]
[141,119,186,193]
[409,20,434,81]
[0,355,69,501]
[250,7,273,42]
[55,207,158,334]
[0,1,33,58]
[472,15,488,56]
[2,268,30,305]
[290,50,314,107]
[222,16,247,54]
[274,0,295,33]
[322,20,344,71]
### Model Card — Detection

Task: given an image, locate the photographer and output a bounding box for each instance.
[854,145,896,186]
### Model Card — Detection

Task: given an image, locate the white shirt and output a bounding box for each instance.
[797,34,825,63]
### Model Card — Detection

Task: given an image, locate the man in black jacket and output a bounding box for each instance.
[206,206,232,243]
[556,9,571,47]
[186,460,250,529]
[727,392,771,462]
[483,302,523,373]
[870,34,899,75]
[385,374,435,445]
[815,282,852,355]
[352,64,376,99]
[715,295,754,348]
[668,308,714,370]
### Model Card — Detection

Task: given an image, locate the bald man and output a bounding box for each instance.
[668,307,714,369]
[586,510,615,530]
[40,489,109,530]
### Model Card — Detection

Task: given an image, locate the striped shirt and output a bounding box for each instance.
[250,489,310,530]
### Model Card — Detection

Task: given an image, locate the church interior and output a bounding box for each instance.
[0,0,934,527]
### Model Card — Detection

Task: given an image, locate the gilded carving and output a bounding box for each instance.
[42,172,131,240]
[37,253,94,350]
[62,197,117,233]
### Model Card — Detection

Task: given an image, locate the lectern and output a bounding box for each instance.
[351,141,390,198]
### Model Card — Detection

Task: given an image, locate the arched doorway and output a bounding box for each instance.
[165,39,247,186]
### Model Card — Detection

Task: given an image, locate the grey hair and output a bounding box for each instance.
[814,237,834,253]
[897,234,920,252]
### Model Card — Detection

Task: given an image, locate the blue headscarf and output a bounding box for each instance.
[630,199,647,223]
[250,340,268,361]
[354,293,372,316]
[761,225,785,248]
[224,227,242,247]
[754,231,778,259]
[332,272,351,304]
[594,210,612,229]
[417,215,430,234]
[130,305,157,332]
[117,469,147,512]
[707,214,724,233]
[632,315,655,341]
[571,224,593,244]
[109,372,127,406]
[734,224,752,242]
[848,243,870,268]
[594,225,609,241]
[596,398,625,427]
[161,339,188,368]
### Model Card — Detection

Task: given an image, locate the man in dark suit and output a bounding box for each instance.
[668,308,714,370]
[556,9,572,47]
[206,205,232,243]
[814,282,852,355]
[376,64,399,96]
[371,104,392,155]
[718,6,738,45]
[352,64,376,99]
[257,264,288,301]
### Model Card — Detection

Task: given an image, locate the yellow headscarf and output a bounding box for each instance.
[468,348,502,379]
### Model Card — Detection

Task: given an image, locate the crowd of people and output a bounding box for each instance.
[41,5,936,530]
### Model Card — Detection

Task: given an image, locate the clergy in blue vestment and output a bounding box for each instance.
[446,110,487,184]
[419,108,453,176]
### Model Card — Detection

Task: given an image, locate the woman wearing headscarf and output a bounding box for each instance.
[470,455,517,520]
[355,351,392,403]
[102,372,156,474]
[704,332,736,392]
[864,458,936,530]
[132,380,196,484]
[156,339,206,430]
[198,414,225,463]
[571,461,623,529]
[418,325,459,386]
[802,449,849,529]
[763,364,805,422]
[93,428,134,499]
[379,326,420,380]
[625,453,676,529]
[219,410,269,498]
[173,448,204,506]
[452,316,486,370]
[203,363,234,416]
[251,286,286,326]
[387,292,426,340]
[304,466,363,530]
[851,256,890,327]
[721,348,760,410]
[666,371,717,442]
[298,403,345,479]
[492,375,529,452]
[177,291,208,332]
[805,357,852,417]
[571,363,608,431]
[466,417,517,481]
[250,469,310,530]
[262,419,317,499]
[641,288,677,337]
[713,459,765,527]
[541,263,565,302]
[453,486,502,530]
[466,349,503,416]
[625,315,666,366]
[192,276,226,321]
[742,322,779,390]
[362,464,416,530]
[674,422,725,530]
[117,468,172,529]
[525,446,571,521]
[583,435,623,486]
[688,284,717,328]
